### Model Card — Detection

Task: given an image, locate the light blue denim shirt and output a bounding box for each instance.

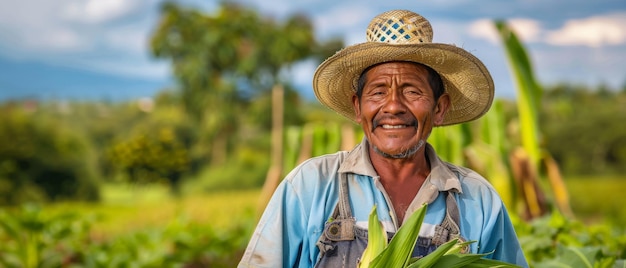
[239,139,528,267]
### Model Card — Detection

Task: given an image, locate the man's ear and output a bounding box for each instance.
[352,94,362,123]
[433,93,450,126]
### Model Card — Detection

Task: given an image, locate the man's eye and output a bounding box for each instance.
[368,89,385,95]
[405,88,421,95]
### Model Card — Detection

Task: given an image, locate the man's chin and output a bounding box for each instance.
[372,140,425,159]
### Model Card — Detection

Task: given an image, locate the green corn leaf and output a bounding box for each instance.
[464,141,514,210]
[494,20,542,169]
[359,205,388,268]
[444,240,475,255]
[429,124,468,166]
[418,252,520,268]
[459,257,522,268]
[428,253,489,268]
[370,203,428,267]
[283,126,302,173]
[407,238,461,268]
[325,122,341,154]
[312,123,327,156]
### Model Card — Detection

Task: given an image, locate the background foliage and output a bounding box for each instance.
[0,1,625,267]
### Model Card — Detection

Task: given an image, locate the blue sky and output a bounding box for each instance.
[0,0,624,102]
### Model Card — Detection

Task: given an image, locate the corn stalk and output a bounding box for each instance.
[464,100,516,209]
[494,20,572,219]
[258,120,361,214]
[429,124,469,166]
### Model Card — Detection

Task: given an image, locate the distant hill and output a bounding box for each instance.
[0,57,172,102]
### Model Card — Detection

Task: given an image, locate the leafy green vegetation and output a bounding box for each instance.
[0,204,252,267]
[541,85,626,176]
[0,104,100,204]
[0,189,257,267]
[1,186,624,267]
[515,211,626,267]
[359,204,519,268]
[0,1,625,267]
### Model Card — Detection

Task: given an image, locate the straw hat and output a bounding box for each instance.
[313,10,494,126]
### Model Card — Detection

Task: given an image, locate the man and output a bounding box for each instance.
[239,9,528,268]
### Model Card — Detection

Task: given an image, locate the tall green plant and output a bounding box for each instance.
[464,101,516,208]
[494,21,542,168]
[494,21,572,219]
[429,124,469,166]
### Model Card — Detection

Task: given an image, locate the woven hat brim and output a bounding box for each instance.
[313,42,494,126]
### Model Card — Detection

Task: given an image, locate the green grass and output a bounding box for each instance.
[565,175,626,224]
[42,184,261,238]
[14,174,626,246]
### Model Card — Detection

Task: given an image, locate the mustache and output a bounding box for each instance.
[372,115,418,131]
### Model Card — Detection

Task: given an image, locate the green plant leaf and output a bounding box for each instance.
[359,205,388,268]
[406,238,461,268]
[613,259,626,268]
[461,258,522,268]
[494,20,542,169]
[370,203,427,267]
[554,245,602,268]
[428,253,490,268]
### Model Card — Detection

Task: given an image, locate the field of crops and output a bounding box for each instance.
[566,176,626,225]
[0,186,259,267]
[1,176,625,267]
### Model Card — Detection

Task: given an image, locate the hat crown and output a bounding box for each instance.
[366,10,433,44]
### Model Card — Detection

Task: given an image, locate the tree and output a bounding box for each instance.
[0,104,100,204]
[541,84,626,175]
[150,2,343,202]
[107,127,190,196]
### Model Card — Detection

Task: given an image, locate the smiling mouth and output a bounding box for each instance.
[372,116,418,131]
[381,124,410,129]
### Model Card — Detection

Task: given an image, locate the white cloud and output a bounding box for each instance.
[0,0,163,68]
[63,0,141,24]
[468,18,542,44]
[104,24,150,54]
[67,56,171,80]
[33,26,87,51]
[0,1,85,52]
[467,19,499,43]
[507,19,542,42]
[546,12,626,47]
[0,0,154,54]
[469,12,626,48]
[313,5,376,44]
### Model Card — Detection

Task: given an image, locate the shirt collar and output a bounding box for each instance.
[338,138,463,194]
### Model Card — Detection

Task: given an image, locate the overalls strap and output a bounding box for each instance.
[319,173,356,244]
[431,191,468,253]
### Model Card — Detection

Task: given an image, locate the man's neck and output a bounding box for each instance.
[369,146,431,224]
[369,146,431,184]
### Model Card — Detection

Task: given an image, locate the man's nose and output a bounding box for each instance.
[381,90,406,114]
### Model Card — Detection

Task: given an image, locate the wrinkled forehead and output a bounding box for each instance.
[355,61,435,87]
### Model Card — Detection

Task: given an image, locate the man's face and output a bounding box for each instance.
[352,62,449,159]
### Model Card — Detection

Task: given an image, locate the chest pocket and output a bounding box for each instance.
[314,174,467,268]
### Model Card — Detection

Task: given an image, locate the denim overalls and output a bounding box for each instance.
[314,173,467,268]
